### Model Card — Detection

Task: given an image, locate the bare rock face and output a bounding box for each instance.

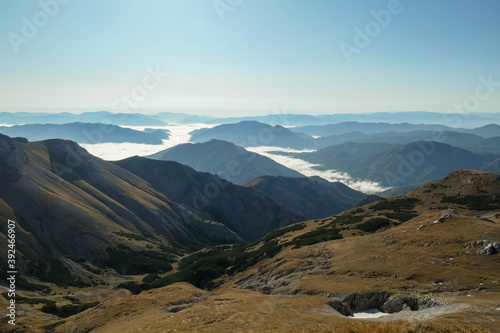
[327,291,440,316]
[0,134,29,183]
[465,240,500,255]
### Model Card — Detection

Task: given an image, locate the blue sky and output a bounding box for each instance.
[0,0,499,116]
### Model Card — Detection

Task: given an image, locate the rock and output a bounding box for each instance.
[357,195,386,208]
[478,243,498,255]
[433,213,452,224]
[464,240,500,255]
[341,291,390,311]
[14,137,28,143]
[328,291,440,316]
[327,300,352,316]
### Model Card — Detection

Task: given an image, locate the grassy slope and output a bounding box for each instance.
[1,170,499,332]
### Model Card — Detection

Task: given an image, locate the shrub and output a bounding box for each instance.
[441,195,500,210]
[357,218,392,232]
[371,198,420,212]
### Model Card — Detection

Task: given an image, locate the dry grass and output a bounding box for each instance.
[296,320,491,333]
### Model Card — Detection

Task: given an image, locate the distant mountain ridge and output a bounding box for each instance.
[190,121,314,149]
[148,139,304,184]
[0,134,325,285]
[187,121,498,150]
[0,122,169,144]
[296,141,500,190]
[0,111,166,126]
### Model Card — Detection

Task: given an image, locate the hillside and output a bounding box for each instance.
[113,157,305,241]
[0,122,168,144]
[3,169,498,332]
[298,141,500,189]
[189,121,314,149]
[294,122,453,137]
[147,139,304,184]
[242,175,366,219]
[0,134,242,285]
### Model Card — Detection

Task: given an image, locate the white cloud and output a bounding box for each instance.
[80,125,389,194]
[246,146,389,194]
[81,123,216,161]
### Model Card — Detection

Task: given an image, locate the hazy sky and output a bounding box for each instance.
[1,0,499,116]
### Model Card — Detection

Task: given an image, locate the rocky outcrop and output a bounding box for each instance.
[327,291,440,316]
[357,195,385,207]
[464,240,500,255]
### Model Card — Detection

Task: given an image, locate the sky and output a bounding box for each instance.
[1,0,500,117]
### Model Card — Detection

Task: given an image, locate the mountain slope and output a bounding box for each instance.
[147,139,304,184]
[113,156,305,241]
[0,134,239,284]
[1,170,499,332]
[298,141,500,188]
[189,121,314,149]
[0,122,168,144]
[242,175,366,219]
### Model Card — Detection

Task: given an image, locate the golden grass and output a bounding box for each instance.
[295,320,491,333]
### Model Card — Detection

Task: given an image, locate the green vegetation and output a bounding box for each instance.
[382,212,418,222]
[115,231,148,241]
[15,275,52,293]
[104,246,174,275]
[41,301,100,318]
[142,273,160,284]
[357,218,392,232]
[290,227,342,249]
[260,223,306,242]
[371,198,420,212]
[116,281,142,294]
[334,214,365,225]
[441,195,500,210]
[30,256,90,287]
[2,292,54,306]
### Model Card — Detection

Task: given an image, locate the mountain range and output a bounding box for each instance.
[295,141,500,191]
[0,111,167,126]
[0,134,316,285]
[293,122,500,138]
[6,169,498,332]
[190,121,315,149]
[0,122,169,144]
[188,120,500,151]
[147,139,304,184]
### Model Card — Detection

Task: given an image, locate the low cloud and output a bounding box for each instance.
[81,123,215,161]
[246,146,389,194]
